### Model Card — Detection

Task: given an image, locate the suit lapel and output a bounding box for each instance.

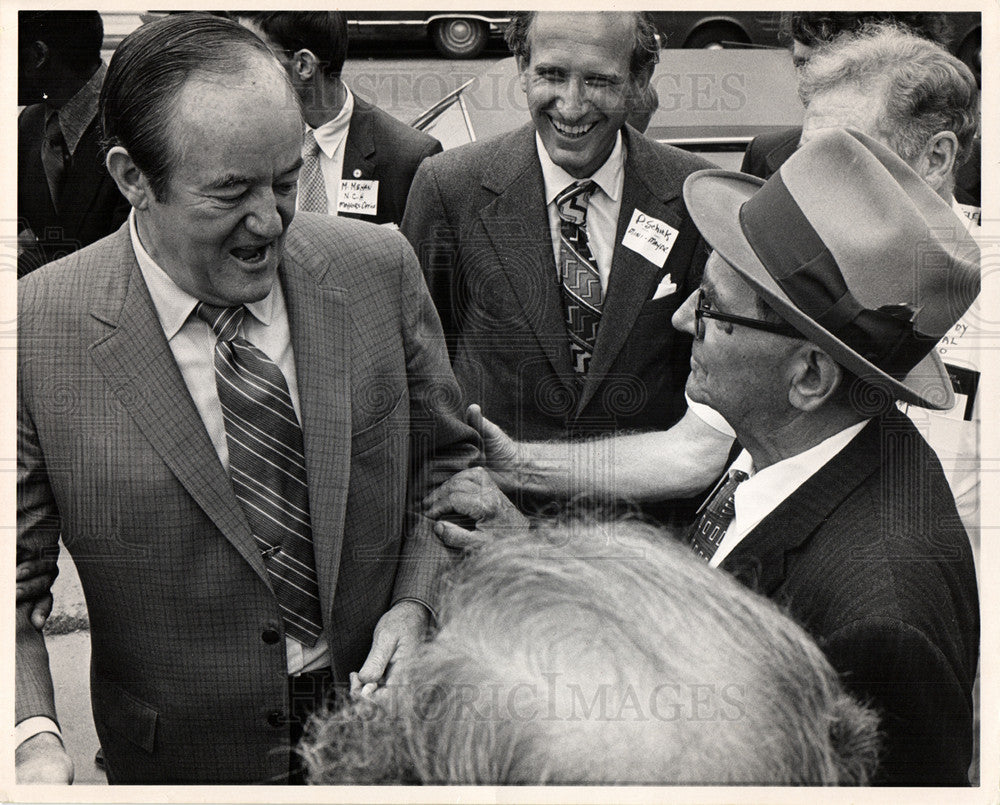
[280,232,353,623]
[342,99,375,181]
[764,132,799,177]
[721,417,884,594]
[87,227,270,585]
[59,120,105,236]
[578,130,687,414]
[479,125,575,387]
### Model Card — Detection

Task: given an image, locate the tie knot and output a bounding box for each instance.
[555,180,597,225]
[303,128,321,157]
[195,302,245,341]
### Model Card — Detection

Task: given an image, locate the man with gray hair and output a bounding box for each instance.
[301,521,881,785]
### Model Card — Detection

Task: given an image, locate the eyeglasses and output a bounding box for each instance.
[694,289,802,340]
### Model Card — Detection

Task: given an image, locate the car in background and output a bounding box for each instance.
[347,11,510,58]
[651,12,783,49]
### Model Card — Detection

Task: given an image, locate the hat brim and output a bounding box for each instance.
[684,169,954,410]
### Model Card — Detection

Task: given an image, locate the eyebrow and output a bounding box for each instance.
[203,158,304,192]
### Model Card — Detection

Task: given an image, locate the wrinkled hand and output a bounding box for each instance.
[15,732,74,784]
[423,466,530,550]
[17,558,58,631]
[351,600,428,698]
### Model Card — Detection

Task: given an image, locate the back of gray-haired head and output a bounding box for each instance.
[382,521,880,784]
[797,22,978,167]
[100,12,297,201]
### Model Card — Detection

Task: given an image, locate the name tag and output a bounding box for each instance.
[622,209,678,267]
[337,179,379,216]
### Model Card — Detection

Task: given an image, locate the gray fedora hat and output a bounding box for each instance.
[683,128,980,410]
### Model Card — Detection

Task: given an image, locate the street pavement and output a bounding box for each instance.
[47,630,106,785]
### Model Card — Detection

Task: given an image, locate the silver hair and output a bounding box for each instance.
[301,519,880,784]
[797,22,979,166]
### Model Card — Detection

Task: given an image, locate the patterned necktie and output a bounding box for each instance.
[298,129,328,214]
[689,469,749,562]
[556,180,602,374]
[41,110,69,213]
[196,303,323,646]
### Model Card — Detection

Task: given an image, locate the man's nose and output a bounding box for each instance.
[556,77,588,119]
[672,288,698,335]
[245,190,288,239]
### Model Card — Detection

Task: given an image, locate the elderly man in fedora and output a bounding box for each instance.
[426,128,980,786]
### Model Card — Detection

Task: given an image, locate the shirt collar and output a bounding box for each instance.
[730,418,870,532]
[536,130,625,206]
[307,86,354,158]
[129,210,276,341]
[951,195,981,232]
[58,61,106,156]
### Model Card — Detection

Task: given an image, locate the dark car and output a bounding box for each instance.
[347,11,510,59]
[650,12,783,49]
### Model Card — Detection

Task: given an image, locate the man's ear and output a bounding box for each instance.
[26,40,50,72]
[291,49,320,82]
[787,345,843,412]
[105,146,152,211]
[516,55,530,93]
[917,131,958,196]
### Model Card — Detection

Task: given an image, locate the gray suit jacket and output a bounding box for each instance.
[17,213,476,783]
[401,124,713,443]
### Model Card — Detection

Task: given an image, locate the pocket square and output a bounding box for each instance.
[652,274,677,300]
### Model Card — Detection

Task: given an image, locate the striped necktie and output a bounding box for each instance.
[298,129,328,214]
[196,302,323,646]
[689,469,749,562]
[556,180,602,374]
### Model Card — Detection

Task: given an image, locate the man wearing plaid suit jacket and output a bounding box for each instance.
[16,15,476,784]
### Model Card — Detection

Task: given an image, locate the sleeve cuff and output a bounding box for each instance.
[15,717,63,749]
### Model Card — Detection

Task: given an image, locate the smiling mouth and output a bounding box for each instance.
[551,118,597,139]
[230,244,270,265]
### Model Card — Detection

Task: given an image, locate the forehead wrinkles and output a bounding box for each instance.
[527,13,634,71]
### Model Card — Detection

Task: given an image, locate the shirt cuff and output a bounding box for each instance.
[15,717,63,749]
[686,396,737,437]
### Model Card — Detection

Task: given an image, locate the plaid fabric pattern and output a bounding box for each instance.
[298,129,328,214]
[556,180,602,374]
[196,302,323,646]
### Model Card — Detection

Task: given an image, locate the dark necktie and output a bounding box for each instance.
[196,303,323,646]
[298,129,328,214]
[556,180,602,374]
[41,110,69,213]
[689,469,749,562]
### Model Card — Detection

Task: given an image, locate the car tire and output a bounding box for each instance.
[685,23,750,50]
[431,18,487,59]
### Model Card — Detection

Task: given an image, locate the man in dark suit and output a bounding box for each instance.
[401,11,715,446]
[426,129,980,785]
[17,10,129,277]
[234,11,442,226]
[16,14,475,785]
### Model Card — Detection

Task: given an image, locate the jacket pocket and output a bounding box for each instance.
[92,682,158,754]
[351,389,406,456]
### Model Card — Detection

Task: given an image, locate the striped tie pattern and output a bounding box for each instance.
[196,303,323,646]
[298,129,328,214]
[689,469,749,562]
[556,180,602,374]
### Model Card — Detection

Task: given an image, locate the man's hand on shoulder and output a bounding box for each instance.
[15,732,74,784]
[351,600,429,697]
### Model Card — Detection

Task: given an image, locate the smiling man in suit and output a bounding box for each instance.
[16,14,475,785]
[402,12,721,475]
[234,11,442,226]
[17,10,129,277]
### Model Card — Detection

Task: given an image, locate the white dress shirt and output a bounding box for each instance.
[709,419,870,568]
[537,131,625,292]
[299,88,355,214]
[130,212,329,676]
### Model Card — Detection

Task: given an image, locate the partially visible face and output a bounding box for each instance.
[518,12,646,179]
[18,43,45,106]
[791,39,814,69]
[799,86,886,150]
[672,252,796,431]
[136,59,303,307]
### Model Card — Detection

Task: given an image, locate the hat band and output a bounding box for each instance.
[737,172,934,380]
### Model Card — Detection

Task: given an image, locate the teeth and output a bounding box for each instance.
[232,246,266,262]
[552,119,596,137]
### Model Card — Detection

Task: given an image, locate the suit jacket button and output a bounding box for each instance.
[261,628,280,645]
[267,710,285,728]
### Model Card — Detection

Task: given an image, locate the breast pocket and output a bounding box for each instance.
[351,388,407,456]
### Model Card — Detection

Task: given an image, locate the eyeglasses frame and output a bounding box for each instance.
[694,289,802,340]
